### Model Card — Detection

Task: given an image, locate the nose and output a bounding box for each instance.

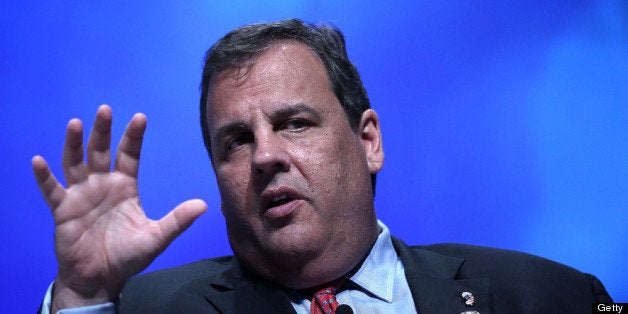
[252,133,290,175]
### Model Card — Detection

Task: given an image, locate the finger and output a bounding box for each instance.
[62,118,88,186]
[156,199,207,246]
[32,155,67,210]
[87,105,113,173]
[114,113,147,178]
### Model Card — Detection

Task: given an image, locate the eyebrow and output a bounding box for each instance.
[268,103,322,122]
[213,122,249,146]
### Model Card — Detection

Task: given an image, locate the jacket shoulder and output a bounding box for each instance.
[416,243,570,269]
[410,243,612,303]
[118,256,234,313]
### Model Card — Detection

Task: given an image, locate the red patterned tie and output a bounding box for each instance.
[310,278,345,314]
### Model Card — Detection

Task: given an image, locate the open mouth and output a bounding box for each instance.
[268,194,293,209]
[261,188,304,221]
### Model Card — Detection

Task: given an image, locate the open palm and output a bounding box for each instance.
[32,105,206,309]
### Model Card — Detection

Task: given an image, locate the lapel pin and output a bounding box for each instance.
[461,291,475,306]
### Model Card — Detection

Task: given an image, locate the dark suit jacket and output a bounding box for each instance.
[118,237,612,313]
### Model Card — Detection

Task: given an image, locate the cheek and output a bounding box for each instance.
[295,135,361,193]
[216,164,251,206]
[217,171,254,229]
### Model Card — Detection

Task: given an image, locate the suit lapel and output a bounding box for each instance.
[393,237,490,314]
[203,259,296,314]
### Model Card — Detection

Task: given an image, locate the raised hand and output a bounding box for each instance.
[32,105,207,311]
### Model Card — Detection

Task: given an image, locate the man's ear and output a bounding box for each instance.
[359,109,384,174]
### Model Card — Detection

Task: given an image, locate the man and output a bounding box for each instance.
[35,19,612,313]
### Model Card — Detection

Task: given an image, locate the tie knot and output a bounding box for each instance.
[310,278,346,314]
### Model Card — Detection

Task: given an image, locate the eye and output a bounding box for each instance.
[226,133,253,150]
[281,118,311,131]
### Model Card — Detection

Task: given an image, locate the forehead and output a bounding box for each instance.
[205,41,336,128]
[213,40,328,89]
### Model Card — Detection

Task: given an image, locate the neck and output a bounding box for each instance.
[242,219,379,289]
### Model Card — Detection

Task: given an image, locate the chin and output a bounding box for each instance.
[264,224,320,256]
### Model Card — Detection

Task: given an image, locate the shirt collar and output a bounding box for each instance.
[346,219,398,303]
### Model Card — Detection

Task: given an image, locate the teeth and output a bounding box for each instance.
[272,194,288,202]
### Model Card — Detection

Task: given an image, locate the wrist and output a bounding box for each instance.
[51,278,119,313]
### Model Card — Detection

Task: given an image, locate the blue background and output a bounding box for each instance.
[2,1,626,310]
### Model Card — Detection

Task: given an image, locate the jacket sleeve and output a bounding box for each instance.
[587,273,613,303]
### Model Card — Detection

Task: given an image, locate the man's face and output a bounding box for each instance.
[205,41,383,288]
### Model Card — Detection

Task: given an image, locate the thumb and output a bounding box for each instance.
[157,199,207,245]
